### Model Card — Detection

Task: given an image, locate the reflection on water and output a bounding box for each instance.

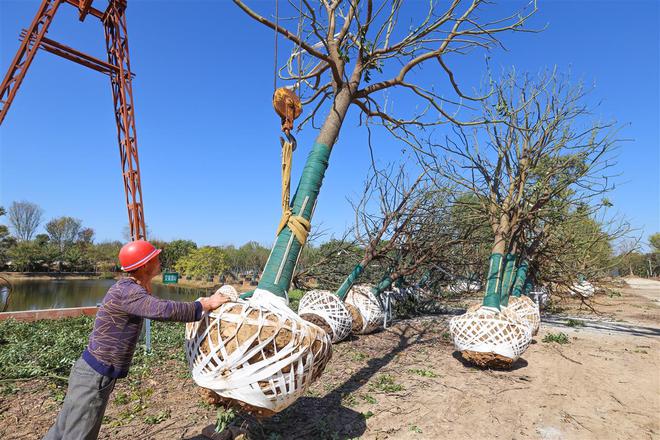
[4,278,211,312]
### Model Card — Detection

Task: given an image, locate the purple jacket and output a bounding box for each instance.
[83,278,201,378]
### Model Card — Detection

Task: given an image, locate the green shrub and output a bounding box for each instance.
[543,332,569,344]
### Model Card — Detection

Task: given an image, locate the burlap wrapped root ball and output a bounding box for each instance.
[344,284,385,334]
[507,296,541,335]
[298,290,353,343]
[185,291,332,416]
[449,306,532,368]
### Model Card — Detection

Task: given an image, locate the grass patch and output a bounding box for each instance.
[144,409,171,425]
[215,407,237,433]
[543,332,570,344]
[361,394,377,404]
[0,317,187,396]
[349,350,367,361]
[369,374,404,393]
[408,368,438,378]
[565,319,584,327]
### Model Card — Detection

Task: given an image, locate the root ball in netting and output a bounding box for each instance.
[298,290,352,343]
[345,285,385,334]
[569,280,595,298]
[449,306,532,369]
[185,292,332,415]
[507,296,541,335]
[216,284,239,301]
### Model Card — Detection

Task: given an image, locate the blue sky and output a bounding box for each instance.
[1,0,658,247]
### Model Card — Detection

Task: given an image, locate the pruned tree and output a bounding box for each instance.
[233,0,538,300]
[334,161,428,297]
[292,233,363,290]
[528,207,631,296]
[8,201,43,241]
[430,70,624,309]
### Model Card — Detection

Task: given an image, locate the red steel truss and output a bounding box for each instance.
[0,0,147,241]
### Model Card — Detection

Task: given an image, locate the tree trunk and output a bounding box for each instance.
[499,254,518,307]
[481,236,506,309]
[510,260,529,298]
[336,263,365,300]
[257,89,354,299]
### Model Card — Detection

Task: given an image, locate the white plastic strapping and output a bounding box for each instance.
[185,290,332,414]
[449,306,532,362]
[345,284,385,334]
[215,284,239,301]
[569,280,595,298]
[507,296,541,335]
[298,290,352,343]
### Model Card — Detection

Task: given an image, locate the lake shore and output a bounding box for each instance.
[1,271,254,299]
[0,272,106,281]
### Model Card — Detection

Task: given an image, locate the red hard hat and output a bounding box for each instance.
[118,240,161,272]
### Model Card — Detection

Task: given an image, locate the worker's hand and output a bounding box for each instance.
[198,291,231,312]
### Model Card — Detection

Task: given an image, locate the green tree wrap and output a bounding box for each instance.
[510,260,529,298]
[482,253,504,309]
[336,264,364,300]
[257,143,331,298]
[523,277,534,296]
[374,276,394,296]
[499,253,518,307]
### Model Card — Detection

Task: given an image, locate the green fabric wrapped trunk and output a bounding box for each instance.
[257,143,331,299]
[510,260,529,298]
[499,254,518,307]
[336,264,365,300]
[481,253,504,309]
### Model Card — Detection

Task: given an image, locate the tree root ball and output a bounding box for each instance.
[345,303,364,333]
[345,285,385,334]
[507,296,541,335]
[297,290,353,343]
[449,306,532,369]
[460,350,515,369]
[185,292,332,415]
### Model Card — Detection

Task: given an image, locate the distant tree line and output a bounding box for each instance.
[0,202,342,280]
[1,196,654,285]
[614,234,660,278]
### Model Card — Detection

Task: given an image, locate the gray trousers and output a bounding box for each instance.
[43,357,117,440]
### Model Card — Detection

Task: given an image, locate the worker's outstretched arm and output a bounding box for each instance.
[120,286,229,322]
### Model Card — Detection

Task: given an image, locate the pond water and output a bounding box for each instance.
[2,278,212,312]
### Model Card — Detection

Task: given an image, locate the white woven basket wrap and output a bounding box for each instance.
[216,285,239,301]
[298,290,352,343]
[507,296,540,335]
[345,284,385,334]
[449,306,532,361]
[569,280,594,298]
[184,290,332,413]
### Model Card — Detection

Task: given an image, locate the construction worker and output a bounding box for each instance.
[44,240,230,440]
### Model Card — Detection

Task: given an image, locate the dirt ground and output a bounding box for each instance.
[1,278,658,439]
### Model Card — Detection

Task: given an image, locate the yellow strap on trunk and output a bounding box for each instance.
[276,139,310,244]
